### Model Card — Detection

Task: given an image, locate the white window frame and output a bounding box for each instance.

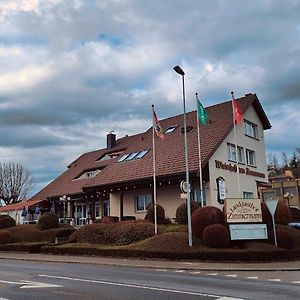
[135,194,152,212]
[246,149,256,167]
[164,125,178,134]
[243,191,254,199]
[227,143,245,164]
[244,120,258,139]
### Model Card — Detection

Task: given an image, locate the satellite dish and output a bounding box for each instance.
[283,192,289,198]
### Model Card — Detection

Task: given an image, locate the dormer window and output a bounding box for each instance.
[180,125,193,134]
[98,150,124,161]
[164,125,178,134]
[118,150,149,163]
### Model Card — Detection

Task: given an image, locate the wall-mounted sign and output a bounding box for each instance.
[225,198,262,223]
[229,224,268,240]
[215,160,266,178]
[180,181,190,193]
[216,176,226,204]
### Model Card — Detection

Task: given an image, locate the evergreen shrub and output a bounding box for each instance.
[0,215,16,229]
[0,229,12,244]
[175,201,200,224]
[38,212,59,230]
[268,228,294,249]
[191,206,225,239]
[146,204,165,225]
[202,224,230,248]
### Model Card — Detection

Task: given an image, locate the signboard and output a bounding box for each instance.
[225,198,262,223]
[229,224,268,240]
[265,199,278,216]
[216,177,226,204]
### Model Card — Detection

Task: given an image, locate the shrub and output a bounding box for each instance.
[76,220,155,245]
[202,224,230,248]
[99,216,119,224]
[268,228,294,249]
[192,206,225,239]
[38,212,59,230]
[176,201,200,224]
[0,230,12,244]
[0,215,16,229]
[262,200,292,226]
[54,228,76,238]
[146,204,165,225]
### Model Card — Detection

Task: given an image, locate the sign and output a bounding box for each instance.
[216,176,226,204]
[229,224,268,240]
[265,199,278,216]
[180,181,190,193]
[215,160,266,178]
[180,193,187,199]
[225,198,262,223]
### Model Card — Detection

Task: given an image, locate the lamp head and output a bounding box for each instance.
[173,65,185,76]
[283,192,289,198]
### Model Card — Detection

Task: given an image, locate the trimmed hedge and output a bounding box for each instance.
[38,212,59,230]
[0,230,12,244]
[146,204,165,225]
[269,228,295,249]
[176,201,200,225]
[192,206,225,239]
[202,224,230,248]
[0,215,16,229]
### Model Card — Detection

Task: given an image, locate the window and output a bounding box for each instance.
[227,143,245,163]
[244,120,258,139]
[94,201,100,218]
[246,149,256,166]
[75,168,103,180]
[243,192,254,199]
[263,191,276,201]
[194,189,207,207]
[136,194,152,212]
[180,125,193,134]
[98,151,123,161]
[118,150,149,162]
[164,125,177,134]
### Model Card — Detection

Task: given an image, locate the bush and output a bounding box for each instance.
[146,204,165,225]
[192,206,225,239]
[202,224,230,248]
[262,200,292,226]
[38,212,59,230]
[176,201,200,225]
[268,228,294,249]
[55,228,76,238]
[76,220,155,245]
[0,230,12,244]
[0,215,16,229]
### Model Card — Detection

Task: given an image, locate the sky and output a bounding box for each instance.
[0,0,299,196]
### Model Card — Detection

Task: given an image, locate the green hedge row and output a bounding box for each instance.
[0,242,47,253]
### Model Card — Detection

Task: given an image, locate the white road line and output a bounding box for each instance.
[190,271,202,274]
[39,274,243,299]
[174,270,185,273]
[0,298,10,300]
[225,275,237,278]
[267,279,281,282]
[208,273,218,276]
[155,269,167,272]
[292,281,300,284]
[247,276,258,279]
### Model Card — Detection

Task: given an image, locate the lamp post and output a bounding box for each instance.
[173,65,192,247]
[59,194,71,224]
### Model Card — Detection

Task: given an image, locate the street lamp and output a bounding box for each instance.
[59,194,71,224]
[173,65,193,247]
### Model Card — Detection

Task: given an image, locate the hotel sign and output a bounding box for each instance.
[225,198,262,223]
[215,160,266,178]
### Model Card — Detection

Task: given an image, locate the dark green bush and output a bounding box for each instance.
[76,220,155,245]
[55,228,76,238]
[176,201,200,224]
[0,229,12,244]
[268,228,294,249]
[262,200,292,227]
[38,212,59,230]
[202,224,230,248]
[192,206,225,239]
[146,204,165,224]
[0,215,16,229]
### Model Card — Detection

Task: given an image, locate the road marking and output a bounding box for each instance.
[247,276,258,279]
[174,270,185,273]
[208,273,218,276]
[292,281,300,284]
[39,274,243,299]
[0,298,10,300]
[267,279,281,282]
[190,271,202,274]
[155,269,167,272]
[225,275,237,278]
[0,279,62,289]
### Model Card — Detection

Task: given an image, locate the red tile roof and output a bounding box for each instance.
[0,198,44,212]
[29,93,270,202]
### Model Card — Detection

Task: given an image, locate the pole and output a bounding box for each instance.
[231,91,241,198]
[182,75,193,247]
[195,93,204,207]
[152,105,158,235]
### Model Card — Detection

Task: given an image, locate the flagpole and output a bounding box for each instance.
[195,93,204,207]
[152,104,158,235]
[231,91,241,198]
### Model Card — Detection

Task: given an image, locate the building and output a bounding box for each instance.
[1,93,271,225]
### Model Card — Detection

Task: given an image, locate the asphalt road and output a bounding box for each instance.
[0,259,299,300]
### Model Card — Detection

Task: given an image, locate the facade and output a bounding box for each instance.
[0,93,271,225]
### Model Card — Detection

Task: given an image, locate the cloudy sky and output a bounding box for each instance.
[1,0,299,196]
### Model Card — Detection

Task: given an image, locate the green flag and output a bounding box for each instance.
[197,99,208,126]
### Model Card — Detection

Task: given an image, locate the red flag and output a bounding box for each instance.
[153,110,164,140]
[233,99,243,124]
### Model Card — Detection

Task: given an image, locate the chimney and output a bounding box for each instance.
[107,131,116,149]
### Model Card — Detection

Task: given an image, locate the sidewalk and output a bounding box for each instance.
[1,252,300,271]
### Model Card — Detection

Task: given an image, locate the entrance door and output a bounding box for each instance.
[103,200,110,217]
[75,204,87,226]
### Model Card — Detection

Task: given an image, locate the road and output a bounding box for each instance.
[0,259,299,300]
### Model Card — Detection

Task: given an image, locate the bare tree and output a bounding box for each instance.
[0,162,34,205]
[281,152,289,167]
